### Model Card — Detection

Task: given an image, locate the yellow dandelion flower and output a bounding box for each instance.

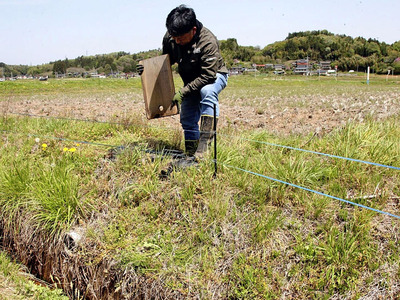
[63,147,69,152]
[42,143,47,148]
[69,148,76,152]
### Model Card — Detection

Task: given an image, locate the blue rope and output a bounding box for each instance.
[3,129,399,220]
[30,133,118,148]
[10,112,400,171]
[7,112,206,135]
[221,162,400,220]
[1,129,120,148]
[234,136,400,171]
[1,130,185,158]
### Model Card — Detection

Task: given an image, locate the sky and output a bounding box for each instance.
[1,0,399,66]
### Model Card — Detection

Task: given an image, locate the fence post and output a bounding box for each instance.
[213,103,217,178]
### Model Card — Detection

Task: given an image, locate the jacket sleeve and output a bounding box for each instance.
[180,41,219,96]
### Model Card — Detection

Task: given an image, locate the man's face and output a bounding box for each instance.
[172,27,197,46]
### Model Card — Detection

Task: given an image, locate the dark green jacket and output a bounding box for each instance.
[162,20,228,97]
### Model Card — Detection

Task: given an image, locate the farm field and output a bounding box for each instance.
[1,74,400,137]
[0,74,399,299]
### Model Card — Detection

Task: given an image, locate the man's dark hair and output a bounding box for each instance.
[166,5,197,37]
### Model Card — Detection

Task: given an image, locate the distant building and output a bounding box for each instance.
[229,67,245,75]
[293,59,310,75]
[264,64,274,69]
[319,61,332,70]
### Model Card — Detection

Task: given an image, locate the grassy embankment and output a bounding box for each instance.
[0,252,67,299]
[0,75,399,299]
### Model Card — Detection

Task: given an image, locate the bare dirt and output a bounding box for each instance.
[2,87,400,138]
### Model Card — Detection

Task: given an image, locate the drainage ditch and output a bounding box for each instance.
[0,218,184,299]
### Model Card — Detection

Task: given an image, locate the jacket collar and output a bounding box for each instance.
[193,20,203,42]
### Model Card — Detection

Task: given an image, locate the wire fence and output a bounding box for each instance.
[221,163,400,220]
[7,111,400,171]
[1,111,400,220]
[227,135,400,171]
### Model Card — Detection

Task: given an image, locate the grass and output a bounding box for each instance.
[0,77,142,97]
[0,251,67,299]
[220,73,400,115]
[0,76,399,298]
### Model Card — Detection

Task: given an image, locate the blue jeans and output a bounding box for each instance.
[180,73,228,141]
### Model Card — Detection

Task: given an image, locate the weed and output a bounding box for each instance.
[315,220,377,293]
[0,252,67,299]
[0,77,399,298]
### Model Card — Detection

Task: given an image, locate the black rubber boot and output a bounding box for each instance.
[185,140,199,157]
[195,116,217,158]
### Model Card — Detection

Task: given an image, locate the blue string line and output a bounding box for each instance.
[220,162,400,220]
[1,129,120,148]
[1,130,184,158]
[7,112,205,135]
[231,135,400,171]
[3,129,399,220]
[29,133,118,148]
[9,112,400,171]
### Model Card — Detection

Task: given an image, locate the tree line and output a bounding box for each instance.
[221,31,400,74]
[1,30,399,77]
[0,50,160,78]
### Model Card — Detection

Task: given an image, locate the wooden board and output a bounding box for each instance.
[139,54,178,119]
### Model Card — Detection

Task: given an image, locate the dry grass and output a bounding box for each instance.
[0,75,400,299]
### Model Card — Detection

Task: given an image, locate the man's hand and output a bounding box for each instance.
[171,90,183,113]
[137,64,144,75]
[173,90,183,104]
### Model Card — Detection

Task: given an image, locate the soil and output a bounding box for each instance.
[2,87,400,138]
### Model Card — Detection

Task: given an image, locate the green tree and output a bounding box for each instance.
[392,41,400,52]
[117,55,135,73]
[220,38,239,52]
[104,64,112,75]
[285,38,300,59]
[365,41,381,56]
[53,60,67,75]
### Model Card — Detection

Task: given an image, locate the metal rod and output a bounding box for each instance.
[213,103,217,178]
